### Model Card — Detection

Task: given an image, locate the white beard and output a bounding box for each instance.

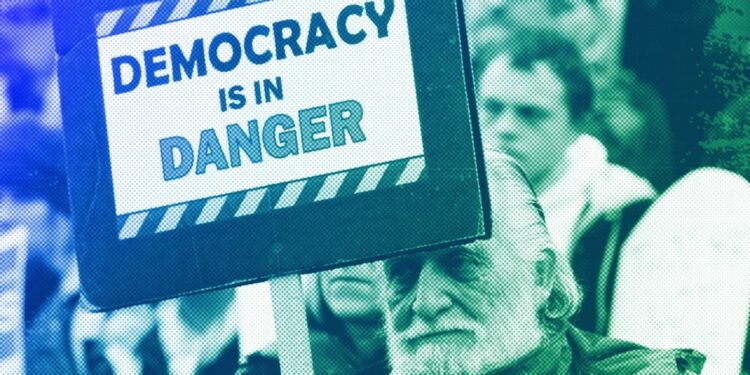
[385,305,546,375]
[389,342,473,375]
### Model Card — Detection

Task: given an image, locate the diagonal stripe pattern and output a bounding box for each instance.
[96,9,125,37]
[117,156,427,239]
[130,2,162,29]
[96,0,273,38]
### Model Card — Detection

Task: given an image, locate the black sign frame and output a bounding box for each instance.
[52,0,490,310]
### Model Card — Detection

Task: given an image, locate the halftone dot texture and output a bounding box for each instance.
[6,0,750,373]
[94,0,273,38]
[115,156,426,240]
[96,0,427,240]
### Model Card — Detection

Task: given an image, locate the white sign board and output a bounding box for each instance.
[96,0,424,238]
[54,0,486,309]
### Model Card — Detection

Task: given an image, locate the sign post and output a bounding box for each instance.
[270,274,313,373]
[52,1,486,369]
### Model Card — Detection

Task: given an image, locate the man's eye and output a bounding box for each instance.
[517,106,547,124]
[385,260,420,294]
[483,99,505,117]
[442,250,486,281]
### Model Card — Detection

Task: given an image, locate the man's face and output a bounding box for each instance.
[478,56,579,188]
[320,262,383,321]
[383,238,549,374]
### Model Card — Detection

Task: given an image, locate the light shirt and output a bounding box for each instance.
[539,135,655,258]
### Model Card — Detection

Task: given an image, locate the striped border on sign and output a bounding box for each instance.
[95,0,272,38]
[117,156,426,239]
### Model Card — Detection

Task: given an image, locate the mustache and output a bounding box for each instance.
[394,318,482,346]
[401,328,476,345]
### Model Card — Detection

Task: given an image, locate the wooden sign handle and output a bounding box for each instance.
[270,274,314,374]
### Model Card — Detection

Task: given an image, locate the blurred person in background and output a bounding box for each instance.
[0,0,60,125]
[465,0,675,190]
[65,288,240,375]
[619,0,720,177]
[239,262,389,374]
[382,152,705,374]
[0,119,80,373]
[0,120,73,327]
[472,29,656,333]
[28,272,241,374]
[591,70,674,191]
[465,0,611,85]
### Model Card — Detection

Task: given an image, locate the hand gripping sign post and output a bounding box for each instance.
[51,0,487,371]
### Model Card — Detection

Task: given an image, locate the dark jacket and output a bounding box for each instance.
[490,326,705,375]
[240,325,703,375]
[570,199,653,334]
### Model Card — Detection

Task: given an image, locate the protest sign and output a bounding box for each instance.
[52,0,488,310]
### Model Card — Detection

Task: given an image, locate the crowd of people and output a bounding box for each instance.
[2,0,750,373]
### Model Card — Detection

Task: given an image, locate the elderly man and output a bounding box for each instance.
[382,152,705,374]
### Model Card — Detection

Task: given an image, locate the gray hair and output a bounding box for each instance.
[484,151,581,332]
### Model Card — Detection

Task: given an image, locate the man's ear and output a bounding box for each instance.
[534,248,556,290]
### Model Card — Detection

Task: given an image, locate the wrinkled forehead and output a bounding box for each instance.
[383,153,553,270]
[383,222,543,276]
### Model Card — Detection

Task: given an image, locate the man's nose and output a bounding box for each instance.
[484,112,518,149]
[412,262,452,322]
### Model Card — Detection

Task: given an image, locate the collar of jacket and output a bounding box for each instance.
[484,325,706,375]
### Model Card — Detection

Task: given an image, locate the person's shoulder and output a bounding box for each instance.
[568,327,706,374]
[592,161,657,216]
[567,135,656,219]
